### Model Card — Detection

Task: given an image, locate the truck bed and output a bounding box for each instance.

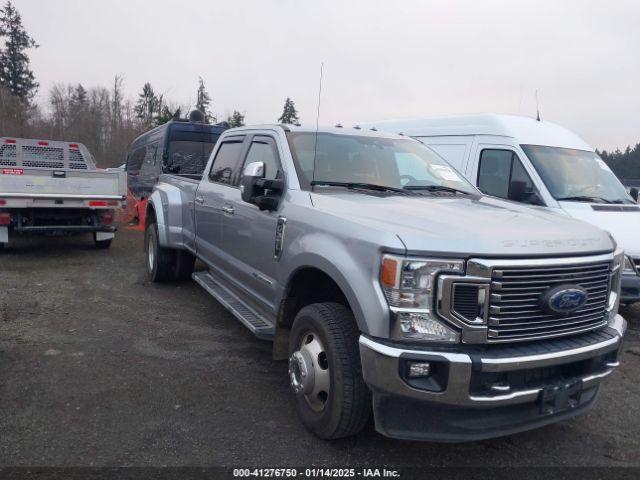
[1,138,126,207]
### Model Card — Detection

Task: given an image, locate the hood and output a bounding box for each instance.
[311,191,614,257]
[560,201,640,257]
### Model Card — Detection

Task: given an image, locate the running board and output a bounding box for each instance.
[192,270,275,340]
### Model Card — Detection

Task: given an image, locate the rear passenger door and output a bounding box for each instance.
[194,136,246,269]
[219,135,284,312]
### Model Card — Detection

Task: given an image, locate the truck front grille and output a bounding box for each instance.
[487,261,611,342]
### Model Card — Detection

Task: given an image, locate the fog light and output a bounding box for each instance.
[408,362,431,378]
[396,312,459,342]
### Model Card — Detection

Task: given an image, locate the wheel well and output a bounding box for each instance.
[278,267,350,328]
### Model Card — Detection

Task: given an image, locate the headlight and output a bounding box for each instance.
[623,255,637,274]
[609,248,624,312]
[380,255,464,342]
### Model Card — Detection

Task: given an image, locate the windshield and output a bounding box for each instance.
[286,132,477,194]
[522,145,632,204]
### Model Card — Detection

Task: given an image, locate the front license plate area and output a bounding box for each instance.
[538,379,582,415]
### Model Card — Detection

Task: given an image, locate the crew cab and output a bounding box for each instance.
[145,124,626,442]
[0,137,126,249]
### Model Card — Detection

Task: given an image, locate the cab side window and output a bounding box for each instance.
[478,149,542,205]
[240,136,281,183]
[209,140,244,185]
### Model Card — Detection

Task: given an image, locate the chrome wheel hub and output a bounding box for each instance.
[288,331,330,412]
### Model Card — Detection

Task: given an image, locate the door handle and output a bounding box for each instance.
[195,196,205,205]
[222,205,235,215]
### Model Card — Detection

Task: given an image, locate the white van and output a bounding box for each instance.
[365,114,640,305]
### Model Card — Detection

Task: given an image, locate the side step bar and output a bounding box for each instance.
[192,270,275,340]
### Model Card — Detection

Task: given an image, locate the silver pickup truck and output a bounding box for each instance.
[146,124,627,442]
[0,137,126,249]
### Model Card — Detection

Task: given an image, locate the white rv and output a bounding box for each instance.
[365,114,640,305]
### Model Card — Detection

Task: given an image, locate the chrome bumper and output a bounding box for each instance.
[359,314,626,408]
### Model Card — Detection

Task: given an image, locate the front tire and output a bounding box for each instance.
[288,302,371,440]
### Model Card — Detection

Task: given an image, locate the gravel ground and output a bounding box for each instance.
[0,228,639,467]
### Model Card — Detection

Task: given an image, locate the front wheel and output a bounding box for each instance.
[288,302,371,440]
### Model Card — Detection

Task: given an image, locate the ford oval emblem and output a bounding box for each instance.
[540,285,589,314]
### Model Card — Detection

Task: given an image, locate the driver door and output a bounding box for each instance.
[219,135,285,313]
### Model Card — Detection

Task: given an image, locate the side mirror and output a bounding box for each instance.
[240,161,284,211]
[509,180,527,202]
[241,162,265,203]
[630,187,639,202]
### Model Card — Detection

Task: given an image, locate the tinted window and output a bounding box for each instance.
[478,149,542,205]
[478,150,511,198]
[240,137,280,182]
[127,146,146,175]
[209,141,244,185]
[168,141,216,175]
[144,143,157,165]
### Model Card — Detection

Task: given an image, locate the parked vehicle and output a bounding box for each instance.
[124,116,228,225]
[0,137,126,249]
[364,114,640,306]
[145,124,626,442]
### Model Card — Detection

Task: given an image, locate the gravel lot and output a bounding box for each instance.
[0,228,639,467]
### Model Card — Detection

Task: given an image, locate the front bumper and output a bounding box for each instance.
[621,274,640,304]
[359,314,626,442]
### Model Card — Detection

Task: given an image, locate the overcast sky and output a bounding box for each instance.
[12,0,640,150]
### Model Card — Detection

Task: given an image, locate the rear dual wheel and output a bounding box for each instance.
[288,303,371,440]
[145,222,195,282]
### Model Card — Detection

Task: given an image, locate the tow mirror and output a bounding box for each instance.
[630,187,639,202]
[241,162,265,203]
[240,161,284,211]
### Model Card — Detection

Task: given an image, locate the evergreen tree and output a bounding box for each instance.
[70,84,88,112]
[155,105,182,126]
[195,77,213,123]
[227,110,245,128]
[277,97,299,124]
[0,1,38,102]
[134,82,160,127]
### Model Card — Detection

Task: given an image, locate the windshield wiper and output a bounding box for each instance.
[556,195,615,204]
[403,185,470,195]
[310,181,407,194]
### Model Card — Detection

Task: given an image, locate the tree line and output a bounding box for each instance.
[0,1,301,168]
[598,144,640,182]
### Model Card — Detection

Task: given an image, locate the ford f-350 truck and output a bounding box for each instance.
[145,125,626,442]
[0,138,126,249]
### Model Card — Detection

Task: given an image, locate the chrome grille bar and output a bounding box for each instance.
[452,255,616,343]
